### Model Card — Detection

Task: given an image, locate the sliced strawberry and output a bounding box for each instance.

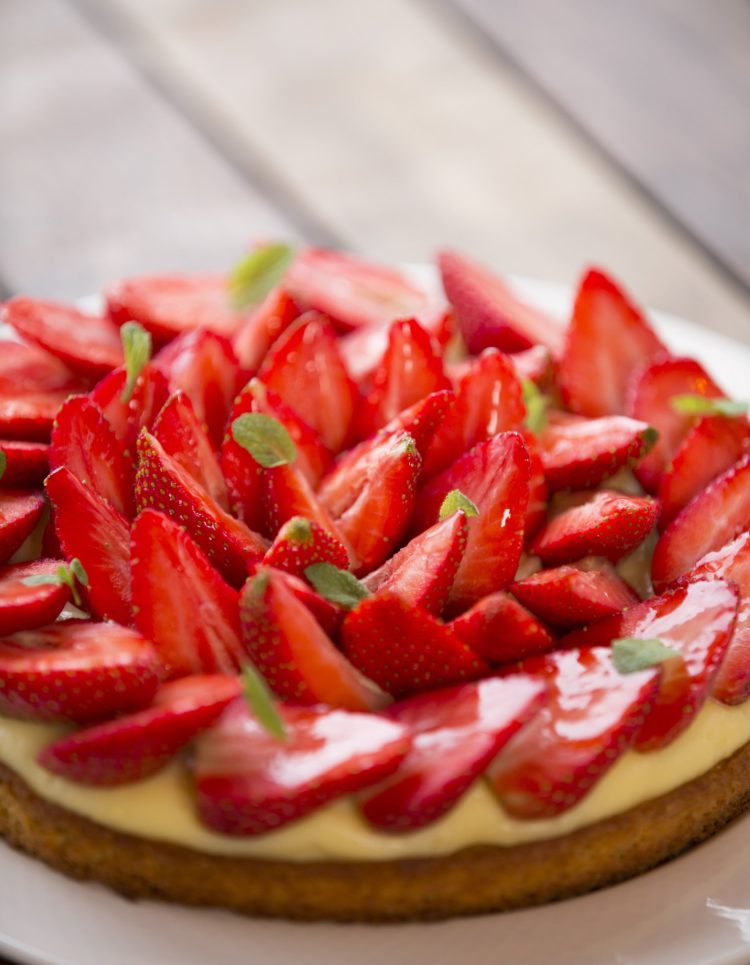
[0,560,71,636]
[414,433,531,611]
[511,560,638,629]
[38,674,242,786]
[259,312,358,452]
[490,647,659,818]
[46,468,131,625]
[558,269,667,417]
[509,344,555,388]
[2,296,123,378]
[264,566,343,637]
[532,490,658,566]
[340,593,488,698]
[220,390,263,531]
[626,356,724,492]
[0,391,78,442]
[131,509,246,678]
[262,516,349,577]
[106,274,248,342]
[538,412,656,491]
[194,699,410,835]
[0,621,160,723]
[136,431,265,586]
[360,675,545,831]
[451,591,554,664]
[0,340,81,394]
[523,431,549,539]
[262,459,347,546]
[0,490,45,564]
[438,250,564,355]
[49,396,135,517]
[362,511,467,616]
[152,391,229,510]
[232,287,300,372]
[652,452,750,590]
[0,441,49,487]
[91,363,170,453]
[380,388,455,459]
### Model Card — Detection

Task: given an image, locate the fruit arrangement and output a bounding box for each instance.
[0,246,748,839]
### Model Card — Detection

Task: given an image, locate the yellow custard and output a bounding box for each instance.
[2,699,750,862]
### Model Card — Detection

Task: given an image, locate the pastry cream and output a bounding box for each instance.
[1,699,750,862]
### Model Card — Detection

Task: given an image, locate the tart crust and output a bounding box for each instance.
[2,742,750,923]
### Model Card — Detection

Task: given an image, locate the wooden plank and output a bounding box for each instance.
[73,0,750,342]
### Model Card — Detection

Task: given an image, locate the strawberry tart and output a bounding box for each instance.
[0,247,750,921]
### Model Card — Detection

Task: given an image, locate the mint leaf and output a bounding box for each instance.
[120,321,152,404]
[232,413,297,467]
[22,558,89,607]
[670,394,748,418]
[305,562,370,609]
[439,488,479,521]
[612,637,680,674]
[0,451,6,482]
[242,664,286,741]
[228,243,295,309]
[522,379,548,435]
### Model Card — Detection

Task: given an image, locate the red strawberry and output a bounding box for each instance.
[360,675,545,831]
[0,560,71,635]
[0,621,160,723]
[131,509,246,678]
[652,452,750,590]
[511,560,638,628]
[263,516,349,577]
[0,441,49,487]
[91,363,170,452]
[490,647,659,817]
[262,459,348,549]
[0,490,46,564]
[414,433,531,611]
[0,391,79,442]
[558,269,667,417]
[0,340,81,394]
[509,344,555,388]
[46,468,132,625]
[532,490,658,566]
[340,593,488,698]
[2,297,123,378]
[537,412,657,492]
[232,287,300,372]
[38,674,242,786]
[106,274,248,342]
[49,396,135,517]
[451,591,554,664]
[362,511,468,616]
[523,431,549,539]
[626,356,724,492]
[240,568,383,710]
[438,250,564,355]
[194,699,411,835]
[380,388,455,459]
[263,566,343,637]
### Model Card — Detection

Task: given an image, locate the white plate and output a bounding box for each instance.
[2,276,750,965]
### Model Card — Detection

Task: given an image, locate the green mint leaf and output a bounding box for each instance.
[612,637,680,674]
[22,559,89,607]
[0,451,6,482]
[232,413,297,467]
[120,322,152,404]
[69,558,89,588]
[670,394,748,418]
[522,379,548,435]
[304,562,370,609]
[439,489,480,521]
[242,664,286,742]
[228,243,295,309]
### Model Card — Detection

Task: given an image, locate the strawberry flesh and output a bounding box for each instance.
[451,591,555,664]
[0,560,71,636]
[0,441,49,487]
[91,363,170,453]
[0,490,46,564]
[232,287,300,373]
[263,516,349,577]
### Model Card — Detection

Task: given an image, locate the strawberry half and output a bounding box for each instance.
[261,459,348,549]
[0,490,46,564]
[558,269,667,417]
[0,621,160,723]
[263,566,343,637]
[360,675,545,831]
[262,516,349,577]
[0,392,79,442]
[0,441,49,487]
[38,674,242,786]
[232,287,300,373]
[0,340,81,394]
[91,363,170,452]
[0,560,71,636]
[131,509,246,678]
[451,591,554,664]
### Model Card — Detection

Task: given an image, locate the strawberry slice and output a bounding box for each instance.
[490,647,659,817]
[262,459,348,548]
[232,287,300,372]
[537,412,656,492]
[0,340,81,394]
[0,560,71,636]
[2,296,123,378]
[523,431,549,539]
[626,356,724,492]
[362,511,468,616]
[0,391,78,442]
[38,674,242,786]
[360,675,545,831]
[239,568,383,710]
[152,391,229,510]
[131,509,246,678]
[558,269,667,417]
[0,621,160,723]
[438,250,564,355]
[380,388,455,459]
[451,591,554,664]
[0,490,45,564]
[340,593,488,698]
[263,566,343,637]
[259,312,358,452]
[532,490,658,566]
[49,396,135,517]
[509,344,555,388]
[91,363,170,452]
[414,433,531,611]
[106,274,248,342]
[0,441,49,487]
[511,560,638,628]
[262,516,349,577]
[136,431,265,586]
[194,699,411,835]
[652,452,750,590]
[46,468,132,625]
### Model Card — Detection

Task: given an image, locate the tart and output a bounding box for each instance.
[0,247,749,922]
